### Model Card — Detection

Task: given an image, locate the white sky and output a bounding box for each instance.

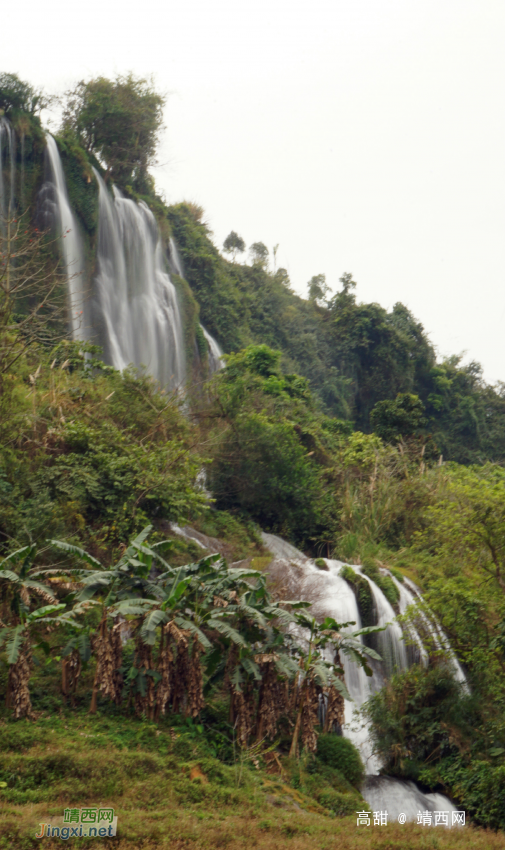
[5,0,505,383]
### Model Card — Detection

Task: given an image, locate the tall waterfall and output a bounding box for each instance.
[92,170,185,389]
[0,117,15,224]
[262,532,464,822]
[44,136,87,341]
[39,139,220,386]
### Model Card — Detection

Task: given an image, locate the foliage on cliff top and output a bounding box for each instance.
[62,74,165,192]
[0,73,48,123]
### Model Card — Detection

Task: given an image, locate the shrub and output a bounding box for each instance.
[317,787,361,816]
[315,734,364,788]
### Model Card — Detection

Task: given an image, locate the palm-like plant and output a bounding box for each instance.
[0,545,76,718]
[13,524,385,755]
[287,614,382,756]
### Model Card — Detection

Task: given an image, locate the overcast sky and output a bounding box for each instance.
[5,0,505,383]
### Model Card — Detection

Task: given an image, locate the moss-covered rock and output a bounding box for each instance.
[361,561,400,609]
[340,566,374,627]
[56,135,98,236]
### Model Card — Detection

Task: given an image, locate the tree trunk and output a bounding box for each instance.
[289,681,306,758]
[89,614,107,714]
[62,657,69,697]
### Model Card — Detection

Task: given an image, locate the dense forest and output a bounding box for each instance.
[2,71,505,847]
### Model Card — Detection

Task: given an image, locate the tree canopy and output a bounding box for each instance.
[223,231,245,260]
[0,73,47,119]
[62,74,165,189]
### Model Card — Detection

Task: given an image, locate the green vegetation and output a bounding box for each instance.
[4,70,505,844]
[2,715,503,850]
[165,199,505,463]
[0,72,48,120]
[315,733,365,788]
[340,567,374,628]
[62,74,165,191]
[0,343,206,553]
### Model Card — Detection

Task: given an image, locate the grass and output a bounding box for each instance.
[0,712,504,849]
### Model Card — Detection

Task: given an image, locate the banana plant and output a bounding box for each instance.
[0,545,58,625]
[0,602,79,718]
[287,613,384,756]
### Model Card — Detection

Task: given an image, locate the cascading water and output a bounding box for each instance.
[37,143,220,385]
[201,325,224,373]
[399,575,468,689]
[43,136,87,340]
[261,532,464,822]
[0,117,15,225]
[168,236,185,279]
[92,169,185,389]
[355,566,408,678]
[168,234,223,374]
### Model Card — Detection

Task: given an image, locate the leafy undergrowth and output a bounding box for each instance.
[0,714,504,850]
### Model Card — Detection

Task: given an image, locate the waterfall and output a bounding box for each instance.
[0,117,15,226]
[92,170,185,389]
[400,576,468,689]
[355,567,408,677]
[202,325,224,372]
[261,532,465,822]
[168,234,223,374]
[43,136,87,341]
[168,236,185,278]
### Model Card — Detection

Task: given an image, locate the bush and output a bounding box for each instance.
[315,734,364,788]
[316,787,361,816]
[363,664,479,801]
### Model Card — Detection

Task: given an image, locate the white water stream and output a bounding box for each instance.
[168,232,223,373]
[40,141,223,385]
[260,532,464,823]
[44,136,87,340]
[202,325,224,373]
[0,117,15,225]
[92,170,185,388]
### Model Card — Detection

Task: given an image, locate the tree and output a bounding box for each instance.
[62,74,165,189]
[370,393,427,443]
[0,210,67,391]
[0,73,49,118]
[223,231,245,261]
[288,614,380,756]
[419,463,505,595]
[308,273,330,305]
[0,545,72,718]
[275,268,291,289]
[249,242,269,267]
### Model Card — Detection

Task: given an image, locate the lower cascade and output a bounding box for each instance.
[260,532,463,823]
